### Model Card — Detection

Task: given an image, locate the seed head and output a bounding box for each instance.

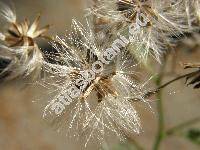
[87,0,193,62]
[0,2,50,80]
[42,19,149,147]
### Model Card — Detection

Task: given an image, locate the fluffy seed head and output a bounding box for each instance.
[87,0,193,62]
[42,19,150,147]
[0,2,50,80]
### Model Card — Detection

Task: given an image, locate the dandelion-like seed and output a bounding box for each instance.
[0,2,50,80]
[88,0,192,62]
[42,19,149,147]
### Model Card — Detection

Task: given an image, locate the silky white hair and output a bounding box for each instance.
[42,19,150,147]
[87,0,196,63]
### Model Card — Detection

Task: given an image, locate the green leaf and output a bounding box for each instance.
[186,129,200,145]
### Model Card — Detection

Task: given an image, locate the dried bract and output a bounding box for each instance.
[0,2,50,80]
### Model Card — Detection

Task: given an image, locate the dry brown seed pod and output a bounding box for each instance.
[0,2,50,81]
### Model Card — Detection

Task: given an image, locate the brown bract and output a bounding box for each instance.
[117,0,152,24]
[184,63,200,89]
[68,68,118,103]
[0,13,50,81]
[4,14,50,47]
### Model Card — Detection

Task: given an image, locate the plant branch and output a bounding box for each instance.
[145,69,200,98]
[153,59,166,150]
[128,70,200,102]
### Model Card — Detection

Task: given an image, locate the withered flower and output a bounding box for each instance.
[87,0,194,62]
[0,1,50,80]
[42,19,149,147]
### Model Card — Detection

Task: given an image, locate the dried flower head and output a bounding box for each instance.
[0,1,50,80]
[87,0,193,62]
[42,19,150,147]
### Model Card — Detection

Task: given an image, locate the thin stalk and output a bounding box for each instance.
[145,69,200,98]
[128,69,200,103]
[153,56,167,150]
[153,73,165,150]
[152,69,200,150]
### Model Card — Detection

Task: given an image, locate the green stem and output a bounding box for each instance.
[153,75,165,150]
[152,68,200,149]
[153,56,167,150]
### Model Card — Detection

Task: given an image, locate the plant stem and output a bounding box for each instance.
[129,66,200,149]
[152,69,200,150]
[128,70,200,103]
[145,70,200,98]
[153,56,167,150]
[166,117,200,136]
[153,75,165,150]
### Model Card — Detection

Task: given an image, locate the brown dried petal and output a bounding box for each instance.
[32,24,50,38]
[8,23,21,37]
[21,19,29,35]
[27,14,41,36]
